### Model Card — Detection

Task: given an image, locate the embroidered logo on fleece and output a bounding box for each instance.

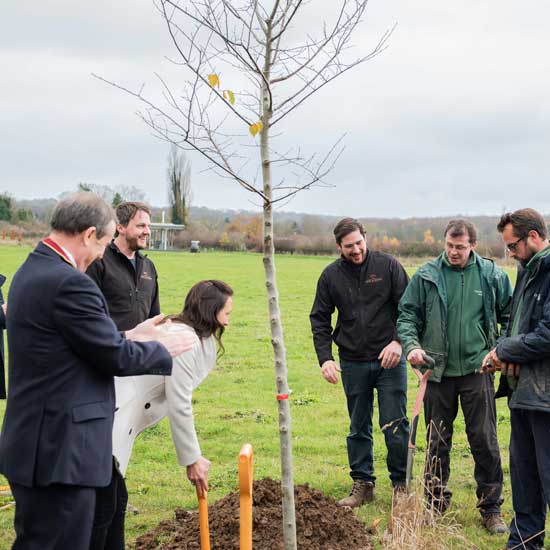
[365,273,383,284]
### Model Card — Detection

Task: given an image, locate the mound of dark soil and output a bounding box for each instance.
[134,478,372,550]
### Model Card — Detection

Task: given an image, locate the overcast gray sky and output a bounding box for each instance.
[2,1,549,218]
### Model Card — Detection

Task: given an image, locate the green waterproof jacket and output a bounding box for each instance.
[397,252,513,382]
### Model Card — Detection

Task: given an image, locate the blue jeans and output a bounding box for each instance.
[507,408,550,550]
[340,357,409,485]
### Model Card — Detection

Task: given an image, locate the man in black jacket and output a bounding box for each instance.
[310,218,409,507]
[483,208,550,550]
[87,201,159,331]
[86,201,159,550]
[0,192,196,550]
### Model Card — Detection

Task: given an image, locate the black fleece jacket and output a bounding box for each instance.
[86,242,160,331]
[310,250,409,365]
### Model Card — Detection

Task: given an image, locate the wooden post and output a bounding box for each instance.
[196,488,211,550]
[239,443,254,550]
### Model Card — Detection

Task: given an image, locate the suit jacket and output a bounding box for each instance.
[0,274,5,399]
[0,242,172,488]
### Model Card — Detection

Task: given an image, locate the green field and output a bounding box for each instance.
[0,246,530,549]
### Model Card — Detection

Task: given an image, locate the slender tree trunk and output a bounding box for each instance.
[259,18,297,550]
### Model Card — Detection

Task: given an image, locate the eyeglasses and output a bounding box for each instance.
[506,237,525,252]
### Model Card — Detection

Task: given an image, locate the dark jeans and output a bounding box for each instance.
[507,408,550,550]
[423,373,503,515]
[10,481,96,550]
[90,463,128,550]
[340,357,409,485]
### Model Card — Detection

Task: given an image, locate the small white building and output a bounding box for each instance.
[150,222,185,250]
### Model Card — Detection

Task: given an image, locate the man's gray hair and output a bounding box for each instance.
[51,192,115,239]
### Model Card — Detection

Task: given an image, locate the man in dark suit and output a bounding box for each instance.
[0,192,196,550]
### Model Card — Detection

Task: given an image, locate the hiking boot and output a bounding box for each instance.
[482,513,508,535]
[337,480,374,508]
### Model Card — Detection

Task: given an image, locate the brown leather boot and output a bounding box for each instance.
[337,480,374,508]
[482,513,508,535]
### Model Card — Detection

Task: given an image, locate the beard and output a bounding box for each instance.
[126,235,147,251]
[518,248,536,268]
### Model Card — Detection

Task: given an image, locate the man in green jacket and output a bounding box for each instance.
[397,219,512,534]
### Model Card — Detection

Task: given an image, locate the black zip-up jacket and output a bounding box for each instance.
[310,250,409,365]
[496,253,550,411]
[86,242,160,331]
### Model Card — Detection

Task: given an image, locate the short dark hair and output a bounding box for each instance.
[116,202,151,227]
[51,192,115,239]
[497,208,548,240]
[444,219,477,244]
[168,280,233,353]
[333,218,365,245]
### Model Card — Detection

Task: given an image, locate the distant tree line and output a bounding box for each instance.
[171,212,511,258]
[0,193,35,225]
[2,186,539,259]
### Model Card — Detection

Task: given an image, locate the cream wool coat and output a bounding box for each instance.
[112,323,216,476]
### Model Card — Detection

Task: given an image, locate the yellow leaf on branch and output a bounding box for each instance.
[249,120,264,137]
[226,89,235,105]
[207,73,220,88]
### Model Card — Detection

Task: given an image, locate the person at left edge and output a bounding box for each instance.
[0,192,197,550]
[86,201,159,550]
[0,273,6,400]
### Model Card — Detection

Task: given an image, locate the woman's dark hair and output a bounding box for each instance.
[168,280,233,353]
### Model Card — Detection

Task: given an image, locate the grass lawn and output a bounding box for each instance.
[0,245,534,549]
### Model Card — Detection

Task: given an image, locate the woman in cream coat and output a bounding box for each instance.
[108,280,233,545]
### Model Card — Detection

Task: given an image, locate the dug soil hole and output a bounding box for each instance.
[135,477,372,549]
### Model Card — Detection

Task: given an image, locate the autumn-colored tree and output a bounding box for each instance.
[423,229,435,244]
[227,215,263,241]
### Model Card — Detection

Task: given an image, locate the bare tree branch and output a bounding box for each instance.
[96,5,392,546]
[271,24,394,125]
